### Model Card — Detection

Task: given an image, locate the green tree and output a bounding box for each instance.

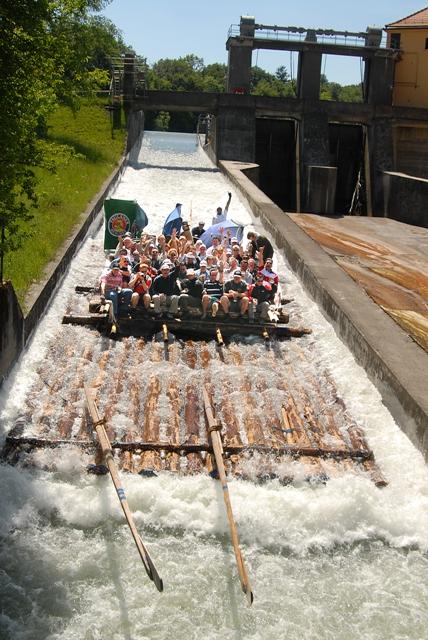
[251,65,294,97]
[201,63,227,92]
[153,111,171,131]
[275,66,290,83]
[148,55,204,92]
[0,0,117,270]
[339,84,363,103]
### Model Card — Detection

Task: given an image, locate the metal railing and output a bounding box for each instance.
[108,55,148,99]
[228,24,388,49]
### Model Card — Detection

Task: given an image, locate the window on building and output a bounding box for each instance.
[390,33,401,49]
[425,37,428,49]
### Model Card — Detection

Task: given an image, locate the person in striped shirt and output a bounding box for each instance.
[201,268,228,319]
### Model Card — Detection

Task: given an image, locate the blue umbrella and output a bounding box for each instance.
[199,219,244,248]
[163,203,182,237]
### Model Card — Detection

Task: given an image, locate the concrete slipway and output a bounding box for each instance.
[222,160,428,456]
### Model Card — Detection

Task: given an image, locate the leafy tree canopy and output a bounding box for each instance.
[0,0,127,264]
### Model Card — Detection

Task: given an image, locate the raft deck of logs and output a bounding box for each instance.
[61,286,312,340]
[2,334,386,487]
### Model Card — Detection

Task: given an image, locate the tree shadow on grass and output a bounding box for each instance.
[49,134,108,163]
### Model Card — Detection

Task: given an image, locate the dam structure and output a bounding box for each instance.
[1,132,428,639]
[129,15,428,228]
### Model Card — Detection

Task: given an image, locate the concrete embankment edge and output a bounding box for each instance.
[0,111,144,385]
[221,160,428,458]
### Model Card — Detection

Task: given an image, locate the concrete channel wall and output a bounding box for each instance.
[0,111,144,386]
[221,160,428,458]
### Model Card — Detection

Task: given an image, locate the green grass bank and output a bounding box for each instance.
[5,99,126,307]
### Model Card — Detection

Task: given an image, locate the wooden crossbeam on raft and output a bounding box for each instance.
[62,313,108,325]
[4,435,375,460]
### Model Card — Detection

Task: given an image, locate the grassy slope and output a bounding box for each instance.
[5,99,126,307]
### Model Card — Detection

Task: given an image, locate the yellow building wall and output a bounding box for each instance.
[387,27,428,107]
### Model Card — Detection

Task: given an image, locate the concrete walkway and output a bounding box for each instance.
[221,160,428,459]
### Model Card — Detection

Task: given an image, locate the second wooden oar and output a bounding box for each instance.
[84,386,163,592]
[202,386,254,605]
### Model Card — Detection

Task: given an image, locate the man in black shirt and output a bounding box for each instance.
[151,263,180,318]
[223,270,250,317]
[192,221,205,241]
[248,272,271,322]
[179,269,204,315]
[247,231,274,261]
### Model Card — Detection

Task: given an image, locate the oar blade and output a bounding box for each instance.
[237,546,254,605]
[244,585,254,606]
[139,536,164,592]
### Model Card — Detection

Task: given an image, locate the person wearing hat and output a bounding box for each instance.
[182,220,193,242]
[109,250,132,286]
[99,264,133,317]
[184,252,200,269]
[248,272,272,322]
[114,234,137,258]
[197,243,207,260]
[129,262,152,311]
[151,262,180,318]
[212,192,232,225]
[192,221,205,241]
[196,260,209,283]
[223,269,249,318]
[179,268,204,315]
[149,246,162,271]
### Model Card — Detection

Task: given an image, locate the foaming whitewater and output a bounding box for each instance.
[1,131,428,639]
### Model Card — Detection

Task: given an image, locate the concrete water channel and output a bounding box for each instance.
[1,131,428,639]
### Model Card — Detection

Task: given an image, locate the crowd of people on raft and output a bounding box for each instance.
[99,193,278,323]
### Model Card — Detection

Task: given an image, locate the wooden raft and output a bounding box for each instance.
[2,337,386,487]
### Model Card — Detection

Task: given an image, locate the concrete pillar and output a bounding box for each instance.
[216,104,256,162]
[368,118,394,215]
[363,56,394,105]
[227,41,253,93]
[305,166,338,214]
[297,50,323,100]
[226,15,254,93]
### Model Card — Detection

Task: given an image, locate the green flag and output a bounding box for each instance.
[104,198,138,250]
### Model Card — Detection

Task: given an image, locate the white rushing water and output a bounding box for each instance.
[1,131,428,640]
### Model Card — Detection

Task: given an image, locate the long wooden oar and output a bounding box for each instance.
[202,386,253,605]
[84,386,164,592]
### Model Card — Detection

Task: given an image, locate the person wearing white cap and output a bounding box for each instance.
[151,262,180,318]
[196,260,209,283]
[184,252,200,269]
[197,243,207,260]
[179,269,204,315]
[223,269,249,317]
